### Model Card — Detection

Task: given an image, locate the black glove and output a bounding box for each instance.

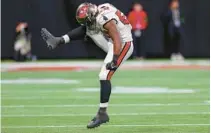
[41,28,65,49]
[106,55,119,71]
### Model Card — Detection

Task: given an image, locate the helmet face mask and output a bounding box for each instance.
[76,3,98,25]
[87,4,98,22]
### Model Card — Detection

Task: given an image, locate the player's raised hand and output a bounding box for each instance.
[41,28,64,49]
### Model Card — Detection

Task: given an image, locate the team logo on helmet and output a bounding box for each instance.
[76,3,98,25]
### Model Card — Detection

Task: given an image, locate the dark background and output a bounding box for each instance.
[2,0,210,59]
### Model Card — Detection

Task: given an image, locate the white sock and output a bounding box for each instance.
[100,102,108,108]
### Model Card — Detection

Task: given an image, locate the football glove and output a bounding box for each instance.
[41,28,64,49]
[106,55,119,71]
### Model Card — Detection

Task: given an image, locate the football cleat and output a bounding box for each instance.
[87,111,109,129]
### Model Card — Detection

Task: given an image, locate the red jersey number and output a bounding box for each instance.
[115,10,130,25]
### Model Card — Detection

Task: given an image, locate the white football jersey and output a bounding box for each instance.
[86,3,132,52]
[96,3,133,42]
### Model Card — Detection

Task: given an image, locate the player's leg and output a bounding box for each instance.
[98,41,133,110]
[98,41,114,109]
[87,41,113,129]
[87,41,133,128]
[99,41,133,108]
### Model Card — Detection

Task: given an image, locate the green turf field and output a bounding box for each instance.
[1,68,210,133]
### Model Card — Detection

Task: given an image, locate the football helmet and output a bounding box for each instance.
[76,3,98,25]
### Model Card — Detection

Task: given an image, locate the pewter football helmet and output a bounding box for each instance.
[76,3,98,25]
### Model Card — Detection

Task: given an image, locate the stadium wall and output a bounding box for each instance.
[1,0,210,59]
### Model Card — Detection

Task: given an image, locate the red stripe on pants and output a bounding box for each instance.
[106,42,131,80]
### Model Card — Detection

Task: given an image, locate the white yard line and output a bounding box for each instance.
[3,95,207,100]
[2,96,98,100]
[2,112,209,118]
[2,124,209,129]
[2,90,75,93]
[2,103,209,108]
[0,79,79,84]
[1,87,206,93]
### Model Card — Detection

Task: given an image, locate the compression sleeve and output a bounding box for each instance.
[62,25,86,43]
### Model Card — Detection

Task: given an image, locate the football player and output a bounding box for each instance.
[41,3,133,128]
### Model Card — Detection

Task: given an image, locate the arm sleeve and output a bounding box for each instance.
[66,25,86,40]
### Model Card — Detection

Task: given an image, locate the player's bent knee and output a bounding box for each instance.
[99,72,108,80]
[99,70,115,80]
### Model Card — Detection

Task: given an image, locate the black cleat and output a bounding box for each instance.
[87,111,109,129]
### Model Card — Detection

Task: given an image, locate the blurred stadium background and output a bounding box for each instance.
[1,0,209,59]
[1,0,210,133]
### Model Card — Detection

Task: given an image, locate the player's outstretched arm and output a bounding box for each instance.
[103,20,121,70]
[41,26,86,49]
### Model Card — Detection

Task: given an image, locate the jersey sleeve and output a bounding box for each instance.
[97,12,117,29]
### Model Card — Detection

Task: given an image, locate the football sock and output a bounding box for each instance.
[99,80,111,109]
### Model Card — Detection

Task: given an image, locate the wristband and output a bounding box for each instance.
[62,35,70,43]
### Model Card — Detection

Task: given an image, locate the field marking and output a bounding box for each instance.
[1,79,79,84]
[2,90,76,94]
[2,103,209,108]
[1,88,197,94]
[2,95,208,100]
[2,96,99,100]
[2,124,209,129]
[77,87,196,94]
[2,87,207,94]
[2,112,209,118]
